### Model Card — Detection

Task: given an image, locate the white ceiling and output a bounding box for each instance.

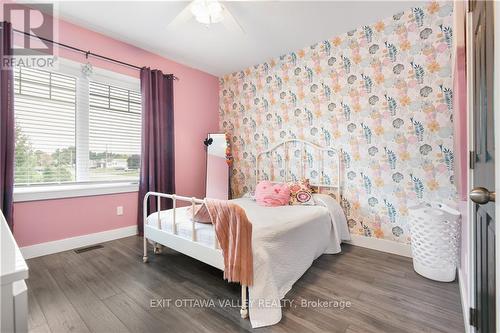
[49,1,426,77]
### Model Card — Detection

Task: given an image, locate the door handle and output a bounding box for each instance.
[470,187,496,204]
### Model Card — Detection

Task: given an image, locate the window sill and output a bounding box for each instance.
[13,182,139,203]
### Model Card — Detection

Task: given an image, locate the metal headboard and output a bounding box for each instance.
[255,139,342,203]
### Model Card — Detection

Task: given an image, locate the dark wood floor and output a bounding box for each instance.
[26,236,464,333]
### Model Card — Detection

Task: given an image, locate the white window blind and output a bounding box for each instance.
[13,66,77,185]
[13,64,142,188]
[88,81,141,181]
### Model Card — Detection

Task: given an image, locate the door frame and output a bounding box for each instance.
[468,1,500,332]
[494,3,500,332]
[465,3,475,332]
[466,1,499,332]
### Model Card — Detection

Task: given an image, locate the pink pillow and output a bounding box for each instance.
[186,204,212,223]
[255,181,290,207]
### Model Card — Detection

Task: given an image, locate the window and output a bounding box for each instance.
[88,81,141,181]
[13,62,141,190]
[13,66,77,185]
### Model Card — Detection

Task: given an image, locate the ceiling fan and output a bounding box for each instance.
[168,0,245,34]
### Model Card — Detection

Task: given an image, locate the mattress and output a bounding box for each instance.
[145,195,347,250]
[146,207,216,248]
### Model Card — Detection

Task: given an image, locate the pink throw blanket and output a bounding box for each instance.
[204,199,253,286]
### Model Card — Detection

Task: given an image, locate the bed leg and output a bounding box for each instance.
[240,285,248,319]
[142,236,149,263]
[153,243,162,255]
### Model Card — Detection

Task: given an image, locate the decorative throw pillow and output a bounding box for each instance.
[186,204,212,224]
[255,181,291,207]
[242,191,256,201]
[288,179,315,205]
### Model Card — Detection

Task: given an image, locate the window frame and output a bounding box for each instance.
[13,59,141,202]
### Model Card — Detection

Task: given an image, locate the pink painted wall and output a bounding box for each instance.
[454,45,468,275]
[14,193,138,247]
[206,155,229,200]
[454,46,468,202]
[452,0,469,307]
[4,3,220,246]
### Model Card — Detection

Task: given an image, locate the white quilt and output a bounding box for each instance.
[232,194,350,328]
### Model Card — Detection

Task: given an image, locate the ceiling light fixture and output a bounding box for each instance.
[190,0,224,25]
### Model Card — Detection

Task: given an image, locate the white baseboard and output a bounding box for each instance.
[458,268,471,333]
[20,225,138,259]
[345,234,412,257]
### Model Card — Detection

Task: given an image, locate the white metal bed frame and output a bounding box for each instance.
[256,139,342,203]
[142,139,342,320]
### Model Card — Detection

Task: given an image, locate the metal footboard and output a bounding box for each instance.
[142,192,248,319]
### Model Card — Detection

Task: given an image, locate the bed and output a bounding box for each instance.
[142,139,350,328]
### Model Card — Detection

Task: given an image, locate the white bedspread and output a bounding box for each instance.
[146,194,349,328]
[233,194,350,328]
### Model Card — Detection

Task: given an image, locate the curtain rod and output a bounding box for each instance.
[12,28,179,80]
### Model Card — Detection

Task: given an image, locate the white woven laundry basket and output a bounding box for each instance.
[408,202,461,282]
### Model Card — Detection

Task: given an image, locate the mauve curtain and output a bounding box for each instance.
[138,68,175,234]
[0,22,15,230]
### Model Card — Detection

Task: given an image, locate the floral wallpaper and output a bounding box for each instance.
[219,2,456,244]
